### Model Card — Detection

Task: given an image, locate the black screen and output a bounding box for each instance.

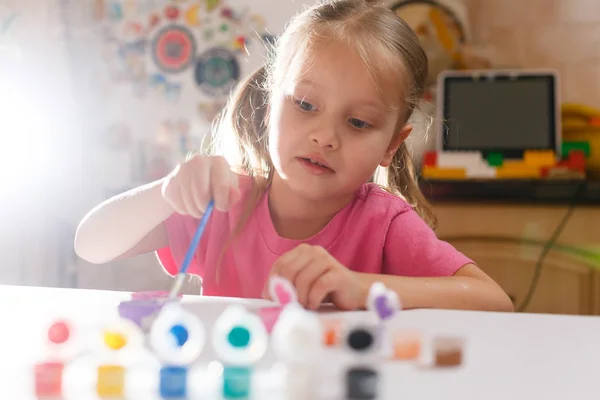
[442,75,556,156]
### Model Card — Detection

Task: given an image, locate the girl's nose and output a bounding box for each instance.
[309,126,340,150]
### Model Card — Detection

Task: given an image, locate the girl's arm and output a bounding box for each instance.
[74,178,173,264]
[356,264,515,312]
[265,244,514,312]
[74,155,239,265]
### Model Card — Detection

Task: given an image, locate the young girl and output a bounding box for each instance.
[75,0,513,312]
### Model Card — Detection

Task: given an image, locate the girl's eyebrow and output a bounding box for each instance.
[353,99,386,109]
[294,78,322,90]
[349,97,391,116]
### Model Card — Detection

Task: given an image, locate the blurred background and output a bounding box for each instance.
[0,0,599,314]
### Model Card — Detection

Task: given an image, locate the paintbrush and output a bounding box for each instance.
[168,199,215,300]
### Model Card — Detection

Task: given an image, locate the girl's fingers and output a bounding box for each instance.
[294,262,330,307]
[181,185,202,218]
[185,155,211,211]
[190,170,209,216]
[265,245,310,299]
[164,155,238,215]
[307,269,338,310]
[273,245,314,284]
[270,246,300,278]
[165,193,186,216]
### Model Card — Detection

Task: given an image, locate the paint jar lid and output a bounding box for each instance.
[366,282,401,322]
[42,319,82,360]
[268,275,297,306]
[149,302,205,364]
[212,305,268,366]
[271,303,322,363]
[98,317,144,355]
[343,322,381,361]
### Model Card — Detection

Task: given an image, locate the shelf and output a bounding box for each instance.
[419,179,600,205]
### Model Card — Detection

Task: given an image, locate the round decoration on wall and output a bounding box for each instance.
[391,0,468,85]
[151,25,197,74]
[194,47,240,97]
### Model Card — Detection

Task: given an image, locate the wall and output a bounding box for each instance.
[464,0,600,108]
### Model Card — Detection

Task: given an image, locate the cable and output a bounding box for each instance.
[515,204,575,311]
[517,182,585,312]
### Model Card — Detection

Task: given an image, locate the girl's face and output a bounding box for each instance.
[268,40,412,202]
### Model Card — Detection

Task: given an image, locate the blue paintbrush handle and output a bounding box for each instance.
[168,199,215,299]
[180,199,215,275]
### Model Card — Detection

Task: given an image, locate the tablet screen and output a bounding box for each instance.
[441,74,556,156]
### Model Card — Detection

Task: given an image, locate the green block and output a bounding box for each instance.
[487,152,503,167]
[562,141,590,158]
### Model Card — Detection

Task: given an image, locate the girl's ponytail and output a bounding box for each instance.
[375,141,437,229]
[209,65,272,179]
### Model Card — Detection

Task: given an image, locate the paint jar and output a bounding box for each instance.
[271,303,323,400]
[212,305,268,399]
[150,302,206,399]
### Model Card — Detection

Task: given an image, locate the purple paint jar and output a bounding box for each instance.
[118,291,181,332]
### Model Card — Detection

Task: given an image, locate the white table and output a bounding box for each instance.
[1,285,598,400]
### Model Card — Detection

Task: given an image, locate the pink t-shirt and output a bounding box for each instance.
[156,177,473,298]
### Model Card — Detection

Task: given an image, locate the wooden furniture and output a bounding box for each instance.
[432,203,600,315]
[4,285,600,400]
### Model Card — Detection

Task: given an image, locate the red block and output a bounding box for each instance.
[541,166,550,178]
[568,150,586,172]
[35,362,64,397]
[423,151,437,167]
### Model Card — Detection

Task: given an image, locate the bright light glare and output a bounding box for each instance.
[0,81,56,187]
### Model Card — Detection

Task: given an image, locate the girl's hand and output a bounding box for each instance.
[161,155,240,217]
[264,244,367,310]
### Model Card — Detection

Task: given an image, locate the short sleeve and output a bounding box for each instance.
[155,212,203,277]
[383,208,474,277]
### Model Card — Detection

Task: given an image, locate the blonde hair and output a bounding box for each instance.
[208,0,436,228]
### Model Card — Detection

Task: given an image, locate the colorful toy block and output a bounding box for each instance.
[544,166,585,180]
[466,165,496,179]
[421,166,466,180]
[437,151,483,169]
[419,148,585,180]
[423,151,437,167]
[486,152,503,167]
[568,150,586,172]
[557,150,586,172]
[523,150,556,167]
[495,161,541,179]
[561,142,590,158]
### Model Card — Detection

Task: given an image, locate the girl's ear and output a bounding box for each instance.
[380,124,413,167]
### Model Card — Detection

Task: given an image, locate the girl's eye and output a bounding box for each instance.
[294,98,316,112]
[349,118,372,129]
